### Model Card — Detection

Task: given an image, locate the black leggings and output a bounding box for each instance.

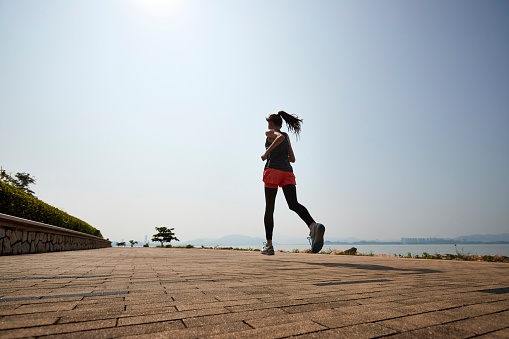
[264,184,315,240]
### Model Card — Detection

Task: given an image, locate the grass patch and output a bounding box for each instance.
[232,247,257,251]
[397,252,443,259]
[319,247,334,254]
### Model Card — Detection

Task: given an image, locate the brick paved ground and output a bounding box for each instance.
[0,247,508,338]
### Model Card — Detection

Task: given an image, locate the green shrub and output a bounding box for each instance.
[481,255,509,263]
[185,244,194,248]
[421,252,442,259]
[454,244,471,260]
[143,243,149,247]
[0,181,100,237]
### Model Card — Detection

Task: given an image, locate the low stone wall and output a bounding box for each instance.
[0,213,111,255]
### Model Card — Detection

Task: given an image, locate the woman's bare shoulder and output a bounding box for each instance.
[265,129,283,137]
[266,129,283,142]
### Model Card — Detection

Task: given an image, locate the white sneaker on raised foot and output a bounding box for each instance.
[261,243,275,255]
[308,223,325,253]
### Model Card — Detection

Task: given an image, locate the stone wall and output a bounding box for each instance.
[0,213,111,255]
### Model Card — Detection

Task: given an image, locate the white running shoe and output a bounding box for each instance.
[308,223,325,253]
[261,243,275,255]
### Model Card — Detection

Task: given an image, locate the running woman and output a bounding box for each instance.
[260,111,325,255]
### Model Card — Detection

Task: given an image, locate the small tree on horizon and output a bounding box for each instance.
[117,241,126,247]
[129,240,138,247]
[152,227,179,247]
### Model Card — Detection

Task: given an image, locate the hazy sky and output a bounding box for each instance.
[1,0,508,243]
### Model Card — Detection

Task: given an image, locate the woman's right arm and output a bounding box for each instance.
[261,130,284,161]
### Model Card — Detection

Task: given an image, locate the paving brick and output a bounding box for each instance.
[392,301,460,314]
[125,320,252,338]
[184,308,287,327]
[73,304,125,312]
[282,300,358,314]
[56,311,124,324]
[308,311,367,328]
[389,323,472,338]
[244,312,310,328]
[0,315,58,330]
[0,297,84,306]
[432,302,509,321]
[224,299,306,312]
[476,327,509,338]
[177,298,264,311]
[39,320,185,339]
[12,302,78,314]
[298,323,398,338]
[446,311,509,336]
[378,312,448,332]
[209,320,327,338]
[0,319,116,338]
[126,303,176,312]
[117,307,230,326]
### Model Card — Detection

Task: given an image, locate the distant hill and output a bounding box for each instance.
[325,237,363,243]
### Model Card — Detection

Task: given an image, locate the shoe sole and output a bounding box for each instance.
[261,252,274,255]
[312,224,325,253]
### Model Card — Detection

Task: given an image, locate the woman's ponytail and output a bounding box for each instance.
[278,111,303,139]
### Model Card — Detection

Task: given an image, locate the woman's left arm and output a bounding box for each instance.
[287,138,295,163]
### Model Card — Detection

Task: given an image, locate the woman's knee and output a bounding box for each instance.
[287,201,300,212]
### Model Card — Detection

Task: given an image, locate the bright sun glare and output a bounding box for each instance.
[128,0,185,19]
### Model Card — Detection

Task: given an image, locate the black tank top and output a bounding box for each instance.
[264,131,293,172]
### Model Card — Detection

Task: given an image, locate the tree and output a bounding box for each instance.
[129,240,138,247]
[152,227,179,247]
[117,241,126,247]
[2,171,36,196]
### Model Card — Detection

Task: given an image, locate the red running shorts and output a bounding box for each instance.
[263,168,296,188]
